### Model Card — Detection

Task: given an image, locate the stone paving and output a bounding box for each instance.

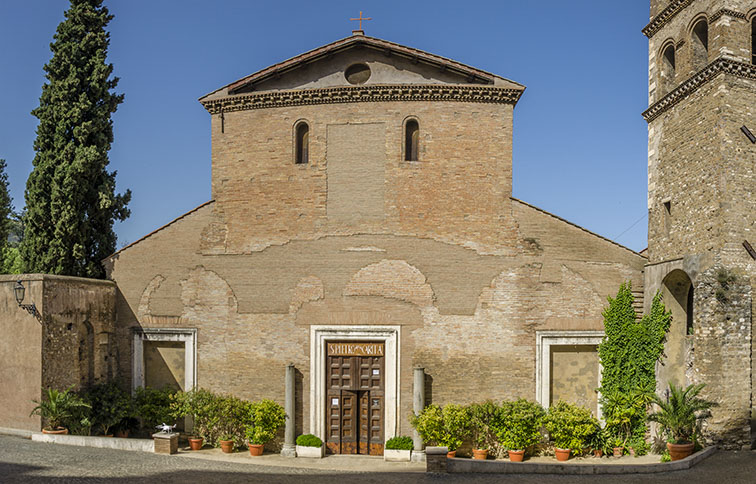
[1,435,755,483]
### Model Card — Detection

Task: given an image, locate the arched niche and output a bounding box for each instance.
[658,269,694,391]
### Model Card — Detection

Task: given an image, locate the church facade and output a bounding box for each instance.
[103,33,646,453]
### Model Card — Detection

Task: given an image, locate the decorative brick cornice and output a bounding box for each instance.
[709,8,747,23]
[200,84,525,114]
[643,58,756,122]
[643,0,695,38]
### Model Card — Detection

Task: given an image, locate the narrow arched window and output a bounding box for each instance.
[404,119,419,161]
[751,17,755,64]
[691,19,708,71]
[660,44,676,96]
[686,285,694,335]
[295,122,309,164]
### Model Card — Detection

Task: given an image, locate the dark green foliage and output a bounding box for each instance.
[21,0,130,278]
[544,401,601,455]
[598,283,671,442]
[81,381,133,435]
[134,387,177,431]
[169,388,253,448]
[468,400,501,450]
[0,160,11,248]
[496,399,546,453]
[296,434,323,447]
[648,383,716,444]
[385,436,414,450]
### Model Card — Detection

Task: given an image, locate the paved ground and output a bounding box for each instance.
[1,435,755,483]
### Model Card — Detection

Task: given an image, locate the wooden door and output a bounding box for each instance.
[326,342,385,455]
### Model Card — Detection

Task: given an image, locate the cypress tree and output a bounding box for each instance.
[0,159,11,248]
[21,0,130,278]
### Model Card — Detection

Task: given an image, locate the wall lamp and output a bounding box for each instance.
[14,280,42,323]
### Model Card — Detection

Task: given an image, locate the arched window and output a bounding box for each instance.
[404,119,419,161]
[660,43,676,96]
[691,19,708,71]
[295,122,309,165]
[686,285,694,335]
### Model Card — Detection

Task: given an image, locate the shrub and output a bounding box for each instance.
[496,399,545,453]
[246,399,287,445]
[648,383,716,444]
[544,401,600,456]
[208,393,253,448]
[468,401,500,450]
[134,386,177,431]
[385,436,414,450]
[411,403,469,451]
[30,387,90,431]
[81,381,133,436]
[296,434,323,447]
[170,388,216,439]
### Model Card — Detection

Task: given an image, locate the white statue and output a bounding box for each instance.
[156,423,176,434]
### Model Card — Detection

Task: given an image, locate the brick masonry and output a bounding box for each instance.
[644,0,755,449]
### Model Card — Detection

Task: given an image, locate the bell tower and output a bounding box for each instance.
[642,1,756,449]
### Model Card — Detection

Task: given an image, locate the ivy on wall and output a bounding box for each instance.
[598,282,671,441]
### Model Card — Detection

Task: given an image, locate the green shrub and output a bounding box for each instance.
[246,399,286,445]
[170,388,216,439]
[496,399,545,453]
[544,401,600,456]
[208,393,253,448]
[648,383,716,444]
[81,381,133,436]
[296,434,323,447]
[134,386,177,431]
[411,403,469,451]
[467,401,500,450]
[385,436,414,450]
[30,387,90,431]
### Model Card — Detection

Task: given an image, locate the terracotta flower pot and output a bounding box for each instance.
[628,447,636,457]
[554,448,570,461]
[667,442,695,461]
[248,443,264,456]
[508,449,525,462]
[189,437,203,451]
[472,448,488,460]
[220,439,234,453]
[613,446,623,457]
[446,450,456,458]
[42,427,68,435]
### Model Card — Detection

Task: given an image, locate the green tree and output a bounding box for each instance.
[21,0,130,278]
[0,159,22,274]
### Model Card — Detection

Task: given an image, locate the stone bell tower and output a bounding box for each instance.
[642,1,756,449]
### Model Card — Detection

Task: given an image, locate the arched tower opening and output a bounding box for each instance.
[691,18,708,71]
[658,269,694,390]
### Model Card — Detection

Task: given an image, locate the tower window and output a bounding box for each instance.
[660,43,676,96]
[686,285,694,335]
[404,119,419,161]
[691,19,708,71]
[295,122,309,165]
[663,200,672,235]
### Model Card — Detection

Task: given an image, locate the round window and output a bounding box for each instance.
[345,63,371,85]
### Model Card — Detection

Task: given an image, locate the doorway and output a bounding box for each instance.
[325,341,384,455]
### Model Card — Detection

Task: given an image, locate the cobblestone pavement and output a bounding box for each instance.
[1,435,755,483]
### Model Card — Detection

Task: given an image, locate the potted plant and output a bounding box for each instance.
[219,433,235,453]
[170,388,216,450]
[411,404,469,458]
[295,434,324,458]
[545,401,600,462]
[83,381,133,437]
[246,399,287,456]
[384,436,413,461]
[30,387,90,435]
[496,399,545,462]
[648,383,716,461]
[587,427,606,457]
[611,436,624,457]
[468,401,500,460]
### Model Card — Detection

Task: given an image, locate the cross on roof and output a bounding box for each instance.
[350,11,372,32]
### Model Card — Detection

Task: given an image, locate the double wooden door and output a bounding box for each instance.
[326,342,384,455]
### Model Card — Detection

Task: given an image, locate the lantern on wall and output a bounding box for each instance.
[13,280,41,323]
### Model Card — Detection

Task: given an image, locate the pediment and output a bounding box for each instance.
[200,35,524,102]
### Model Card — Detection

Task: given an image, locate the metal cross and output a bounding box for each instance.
[350,11,372,31]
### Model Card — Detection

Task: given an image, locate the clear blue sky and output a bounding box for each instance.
[0,1,652,252]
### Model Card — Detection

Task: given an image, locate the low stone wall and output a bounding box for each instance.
[31,433,154,453]
[428,448,716,474]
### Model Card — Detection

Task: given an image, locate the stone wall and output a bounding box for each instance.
[0,275,116,432]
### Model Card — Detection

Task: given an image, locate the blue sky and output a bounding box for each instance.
[0,1,651,252]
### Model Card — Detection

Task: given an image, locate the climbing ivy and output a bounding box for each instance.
[598,282,671,441]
